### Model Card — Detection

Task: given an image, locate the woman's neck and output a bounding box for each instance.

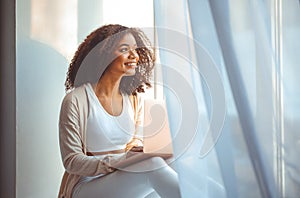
[94,73,122,98]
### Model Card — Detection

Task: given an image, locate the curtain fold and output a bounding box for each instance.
[208,0,277,197]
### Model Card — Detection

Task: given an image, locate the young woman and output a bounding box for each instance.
[58,24,181,198]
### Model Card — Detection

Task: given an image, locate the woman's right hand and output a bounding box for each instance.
[129,146,143,152]
[125,138,143,151]
[125,146,144,158]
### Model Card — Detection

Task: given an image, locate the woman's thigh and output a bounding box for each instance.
[73,170,154,198]
[72,157,169,198]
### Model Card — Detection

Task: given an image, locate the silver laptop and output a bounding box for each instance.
[142,99,173,157]
[112,99,174,169]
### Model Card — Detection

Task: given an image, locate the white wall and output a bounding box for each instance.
[16,0,103,197]
[17,0,67,197]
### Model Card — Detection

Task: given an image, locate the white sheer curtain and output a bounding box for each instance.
[154,0,227,197]
[280,0,300,196]
[154,0,300,197]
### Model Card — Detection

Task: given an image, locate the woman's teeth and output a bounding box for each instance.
[125,63,136,67]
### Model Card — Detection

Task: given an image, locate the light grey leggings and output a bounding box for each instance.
[72,157,181,198]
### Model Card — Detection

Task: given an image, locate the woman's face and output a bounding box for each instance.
[106,33,139,77]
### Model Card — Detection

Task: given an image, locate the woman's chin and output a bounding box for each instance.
[124,69,136,76]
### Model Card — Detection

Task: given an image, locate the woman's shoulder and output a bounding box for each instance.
[61,84,89,105]
[59,84,90,122]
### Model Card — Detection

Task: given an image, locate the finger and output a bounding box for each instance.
[130,146,143,152]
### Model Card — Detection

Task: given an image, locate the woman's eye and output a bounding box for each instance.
[119,48,129,53]
[119,47,138,53]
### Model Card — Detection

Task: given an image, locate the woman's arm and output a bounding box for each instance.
[59,94,123,176]
[125,94,144,151]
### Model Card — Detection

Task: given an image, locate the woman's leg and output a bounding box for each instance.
[144,190,160,198]
[73,157,181,198]
[140,157,181,198]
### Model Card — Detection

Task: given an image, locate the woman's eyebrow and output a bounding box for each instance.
[118,43,138,48]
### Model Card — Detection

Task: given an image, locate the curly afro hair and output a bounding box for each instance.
[65,24,155,95]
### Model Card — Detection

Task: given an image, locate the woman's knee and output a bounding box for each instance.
[143,156,172,172]
[122,156,169,173]
[147,157,167,167]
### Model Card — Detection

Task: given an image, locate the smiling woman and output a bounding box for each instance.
[106,34,139,78]
[58,24,181,198]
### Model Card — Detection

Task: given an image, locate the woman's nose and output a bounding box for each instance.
[128,49,138,59]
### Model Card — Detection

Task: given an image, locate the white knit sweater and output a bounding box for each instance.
[58,84,142,198]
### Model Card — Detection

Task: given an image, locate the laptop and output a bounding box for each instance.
[112,99,174,169]
[142,99,173,157]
